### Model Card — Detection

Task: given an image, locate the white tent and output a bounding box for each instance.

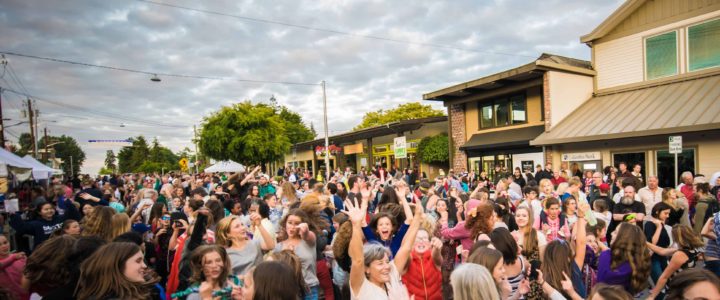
[204,160,245,173]
[22,155,62,180]
[0,148,34,181]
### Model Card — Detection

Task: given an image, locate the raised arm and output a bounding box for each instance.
[396,185,414,225]
[394,202,423,272]
[240,166,262,187]
[251,213,277,251]
[573,203,588,269]
[647,252,688,299]
[346,198,368,296]
[646,242,678,257]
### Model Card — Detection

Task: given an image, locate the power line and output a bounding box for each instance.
[0,51,320,86]
[2,88,191,128]
[137,0,535,58]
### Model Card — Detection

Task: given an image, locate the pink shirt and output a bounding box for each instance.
[0,255,29,300]
[440,221,473,252]
[533,214,570,242]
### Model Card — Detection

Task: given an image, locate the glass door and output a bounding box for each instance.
[656,149,695,188]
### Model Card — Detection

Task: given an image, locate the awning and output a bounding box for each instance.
[204,160,245,173]
[531,74,720,145]
[22,155,62,180]
[461,125,546,151]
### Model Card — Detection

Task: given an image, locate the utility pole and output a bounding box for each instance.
[193,125,199,174]
[69,155,74,178]
[322,81,330,181]
[44,127,49,163]
[27,98,36,158]
[0,87,5,149]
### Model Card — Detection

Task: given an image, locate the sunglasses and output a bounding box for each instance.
[162,216,171,221]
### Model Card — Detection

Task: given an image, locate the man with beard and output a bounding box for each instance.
[607,185,645,244]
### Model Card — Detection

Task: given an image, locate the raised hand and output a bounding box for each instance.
[430,237,443,250]
[344,199,367,225]
[297,223,309,236]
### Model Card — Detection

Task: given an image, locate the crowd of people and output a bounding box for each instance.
[1,161,720,300]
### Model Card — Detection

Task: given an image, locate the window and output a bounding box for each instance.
[481,104,493,128]
[688,18,720,71]
[656,149,695,188]
[645,31,678,80]
[511,95,526,124]
[479,93,527,128]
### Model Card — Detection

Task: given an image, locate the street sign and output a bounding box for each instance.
[394,136,407,159]
[669,136,682,154]
[179,158,189,170]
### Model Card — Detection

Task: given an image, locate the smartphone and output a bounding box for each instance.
[174,220,183,228]
[529,259,541,281]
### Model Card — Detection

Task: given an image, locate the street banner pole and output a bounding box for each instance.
[322,81,330,181]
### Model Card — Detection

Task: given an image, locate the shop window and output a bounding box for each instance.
[479,93,527,128]
[656,149,696,188]
[612,152,646,183]
[688,18,720,71]
[645,31,678,80]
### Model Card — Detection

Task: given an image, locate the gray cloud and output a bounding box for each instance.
[0,0,623,174]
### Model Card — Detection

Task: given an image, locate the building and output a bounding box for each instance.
[423,53,594,178]
[284,116,448,178]
[531,0,720,187]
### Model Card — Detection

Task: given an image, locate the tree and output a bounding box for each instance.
[15,133,33,157]
[13,133,85,175]
[98,166,113,175]
[199,101,290,165]
[117,136,179,173]
[104,150,117,172]
[278,106,316,144]
[417,133,449,163]
[354,102,445,130]
[118,136,151,173]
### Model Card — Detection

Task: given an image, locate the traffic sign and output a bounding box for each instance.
[669,136,682,154]
[179,158,189,170]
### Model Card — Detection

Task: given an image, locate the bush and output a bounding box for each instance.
[417,134,449,163]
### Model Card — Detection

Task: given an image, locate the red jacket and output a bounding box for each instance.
[402,250,442,300]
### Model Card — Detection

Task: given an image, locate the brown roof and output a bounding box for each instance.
[423,53,593,101]
[461,125,545,151]
[531,73,720,145]
[292,116,447,149]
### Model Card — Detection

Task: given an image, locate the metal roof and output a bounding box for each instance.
[531,73,720,145]
[423,53,594,102]
[292,116,448,149]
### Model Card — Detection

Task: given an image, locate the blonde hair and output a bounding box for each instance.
[539,179,554,195]
[556,182,569,195]
[111,213,131,240]
[82,206,116,241]
[451,263,500,300]
[215,216,243,247]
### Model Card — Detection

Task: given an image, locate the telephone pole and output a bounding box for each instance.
[44,127,49,162]
[0,87,5,149]
[27,98,36,158]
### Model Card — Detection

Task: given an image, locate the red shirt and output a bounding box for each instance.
[551,176,567,187]
[681,184,696,208]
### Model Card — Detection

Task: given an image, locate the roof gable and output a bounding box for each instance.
[581,0,720,44]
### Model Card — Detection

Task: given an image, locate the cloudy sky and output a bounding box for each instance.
[0,0,623,174]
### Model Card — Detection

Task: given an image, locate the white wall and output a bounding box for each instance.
[595,10,720,90]
[512,152,544,172]
[547,71,594,129]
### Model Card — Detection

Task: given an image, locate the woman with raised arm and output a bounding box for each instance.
[348,191,421,300]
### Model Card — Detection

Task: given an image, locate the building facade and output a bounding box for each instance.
[284,116,448,179]
[423,54,595,178]
[531,0,720,187]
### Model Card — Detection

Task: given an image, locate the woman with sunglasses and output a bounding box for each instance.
[154,213,174,285]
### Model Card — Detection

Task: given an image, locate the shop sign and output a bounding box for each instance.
[394,136,407,159]
[561,151,601,162]
[343,143,364,155]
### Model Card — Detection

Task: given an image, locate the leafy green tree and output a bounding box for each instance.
[354,102,445,130]
[118,136,151,173]
[199,101,290,165]
[15,133,33,157]
[14,133,86,175]
[104,150,117,172]
[98,166,113,175]
[417,133,449,163]
[278,106,316,144]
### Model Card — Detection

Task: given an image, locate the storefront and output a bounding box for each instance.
[463,125,545,179]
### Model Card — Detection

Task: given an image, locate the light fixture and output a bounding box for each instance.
[151,74,161,82]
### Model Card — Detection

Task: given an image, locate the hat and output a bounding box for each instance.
[132,223,151,234]
[599,183,610,192]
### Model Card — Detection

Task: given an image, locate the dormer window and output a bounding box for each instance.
[645,31,678,80]
[688,18,720,72]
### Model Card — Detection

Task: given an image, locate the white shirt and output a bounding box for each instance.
[638,186,663,215]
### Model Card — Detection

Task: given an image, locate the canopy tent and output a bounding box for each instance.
[0,148,34,181]
[22,155,62,180]
[204,160,245,173]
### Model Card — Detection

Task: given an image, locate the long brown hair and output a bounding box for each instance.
[611,223,651,294]
[278,207,327,241]
[516,206,539,257]
[542,240,573,298]
[465,202,494,240]
[666,268,720,300]
[82,206,116,241]
[672,224,705,250]
[252,261,302,300]
[76,242,156,300]
[215,216,243,247]
[24,235,76,293]
[468,246,502,272]
[269,250,307,297]
[189,245,231,286]
[110,213,131,240]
